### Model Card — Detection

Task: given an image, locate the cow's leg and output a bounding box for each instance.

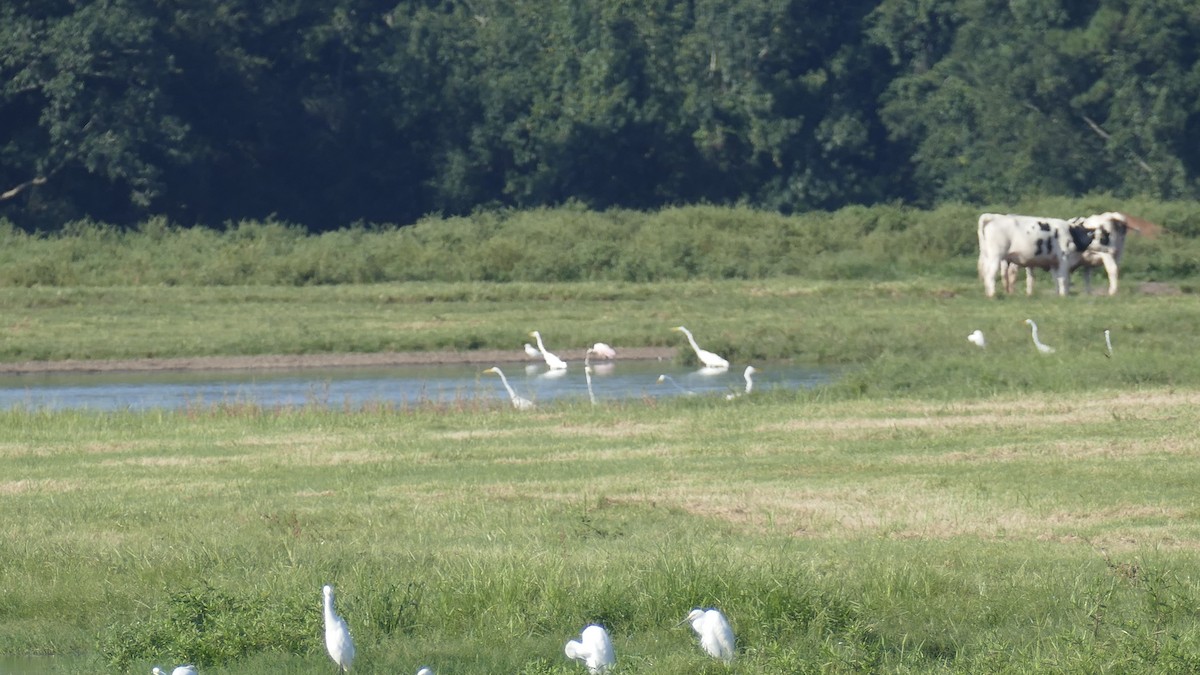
[1002,262,1017,294]
[1054,259,1070,296]
[1101,256,1119,295]
[1082,267,1093,295]
[1025,268,1034,296]
[981,257,1000,297]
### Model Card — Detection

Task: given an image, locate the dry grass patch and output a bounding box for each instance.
[0,478,80,495]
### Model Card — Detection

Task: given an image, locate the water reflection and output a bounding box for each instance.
[0,360,836,412]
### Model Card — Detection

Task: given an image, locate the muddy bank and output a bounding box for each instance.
[0,347,678,375]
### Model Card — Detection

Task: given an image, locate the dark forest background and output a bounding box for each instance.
[2,0,1198,232]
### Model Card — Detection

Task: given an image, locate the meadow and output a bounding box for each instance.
[2,202,1200,673]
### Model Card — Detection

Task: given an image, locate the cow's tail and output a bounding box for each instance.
[976,214,993,281]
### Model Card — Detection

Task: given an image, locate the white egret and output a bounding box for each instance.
[1104,328,1113,358]
[967,329,986,348]
[656,374,695,396]
[529,330,568,370]
[416,669,434,675]
[322,584,355,673]
[1024,319,1055,354]
[672,326,729,369]
[584,365,597,406]
[564,624,616,674]
[524,343,541,359]
[726,365,758,400]
[152,666,198,675]
[589,342,617,360]
[483,367,536,410]
[683,608,736,663]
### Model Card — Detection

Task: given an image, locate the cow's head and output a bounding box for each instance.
[1067,224,1096,253]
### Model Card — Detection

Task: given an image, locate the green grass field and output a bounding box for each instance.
[2,276,1200,672]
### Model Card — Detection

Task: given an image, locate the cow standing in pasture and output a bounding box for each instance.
[1001,212,1162,296]
[977,213,1096,297]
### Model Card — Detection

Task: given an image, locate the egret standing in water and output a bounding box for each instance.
[1104,328,1113,358]
[323,584,355,673]
[726,366,758,400]
[672,326,729,369]
[529,330,568,370]
[967,329,986,348]
[524,343,541,359]
[483,367,535,410]
[1024,319,1055,354]
[565,624,616,674]
[683,608,736,663]
[588,342,617,360]
[152,666,198,675]
[656,374,696,396]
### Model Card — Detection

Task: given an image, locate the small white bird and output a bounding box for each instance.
[1024,319,1055,354]
[1104,328,1113,358]
[323,584,355,673]
[483,366,536,410]
[672,326,729,369]
[530,330,568,370]
[565,624,616,674]
[684,608,736,663]
[726,365,758,400]
[967,329,986,348]
[589,342,617,360]
[152,666,198,675]
[416,668,434,675]
[523,342,541,359]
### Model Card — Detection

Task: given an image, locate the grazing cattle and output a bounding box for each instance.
[1002,212,1161,296]
[977,213,1095,297]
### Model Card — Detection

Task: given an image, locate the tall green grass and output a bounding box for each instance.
[0,198,1196,286]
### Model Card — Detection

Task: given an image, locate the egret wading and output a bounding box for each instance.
[726,365,758,400]
[323,584,355,673]
[529,330,568,370]
[656,374,695,396]
[564,624,616,674]
[483,367,535,410]
[1024,319,1055,354]
[524,343,541,359]
[588,342,617,360]
[683,608,736,663]
[672,326,729,369]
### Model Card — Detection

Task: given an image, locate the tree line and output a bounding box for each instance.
[2,0,1197,232]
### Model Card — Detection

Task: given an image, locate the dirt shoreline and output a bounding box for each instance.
[0,347,679,375]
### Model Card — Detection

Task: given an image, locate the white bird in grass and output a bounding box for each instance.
[323,584,355,673]
[683,608,736,663]
[726,365,758,400]
[565,624,616,674]
[656,374,695,396]
[416,668,434,675]
[529,330,568,370]
[152,666,198,675]
[967,329,986,348]
[1104,328,1113,358]
[672,326,729,369]
[524,342,541,359]
[1024,319,1055,354]
[483,367,535,410]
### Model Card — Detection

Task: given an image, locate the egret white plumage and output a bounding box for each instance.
[524,343,541,359]
[1024,319,1055,354]
[1104,328,1113,358]
[483,367,536,410]
[967,329,986,348]
[726,365,758,400]
[564,624,616,674]
[656,374,695,396]
[672,326,729,369]
[589,342,617,360]
[529,330,568,370]
[151,666,198,675]
[322,584,355,673]
[416,668,434,675]
[584,365,597,406]
[683,608,736,663]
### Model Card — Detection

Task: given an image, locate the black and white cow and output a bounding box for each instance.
[977,213,1095,297]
